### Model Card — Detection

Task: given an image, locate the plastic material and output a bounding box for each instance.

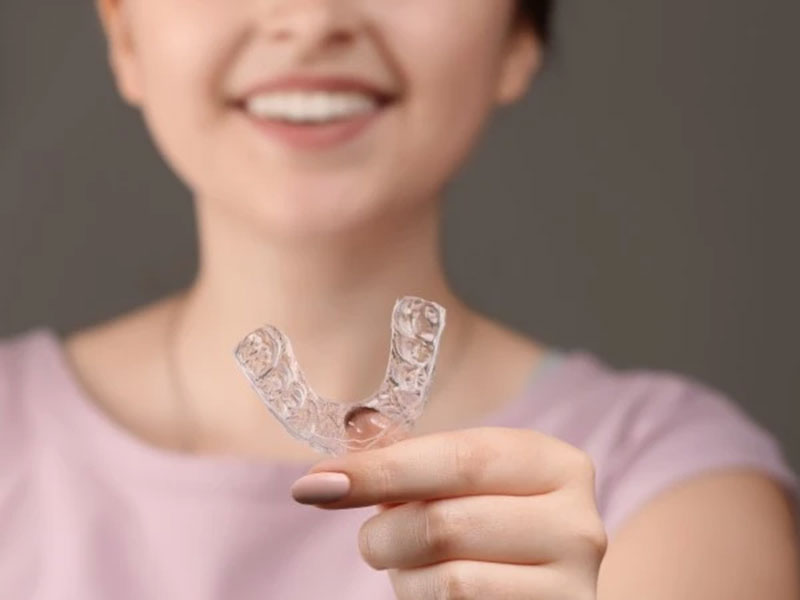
[233,296,446,455]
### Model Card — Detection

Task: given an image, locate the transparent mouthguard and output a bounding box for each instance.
[232,296,446,456]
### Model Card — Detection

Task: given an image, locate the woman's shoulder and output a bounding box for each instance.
[535,349,780,441]
[537,350,800,537]
[0,327,62,454]
[0,327,48,509]
[0,327,45,432]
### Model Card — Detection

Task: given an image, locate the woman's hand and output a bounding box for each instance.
[290,426,607,599]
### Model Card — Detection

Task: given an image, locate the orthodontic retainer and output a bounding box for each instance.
[232,296,446,456]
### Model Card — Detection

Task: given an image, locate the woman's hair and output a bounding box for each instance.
[517,0,554,42]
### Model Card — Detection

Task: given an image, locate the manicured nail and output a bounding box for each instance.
[291,472,351,504]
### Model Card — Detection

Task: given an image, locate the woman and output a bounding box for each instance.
[0,0,797,598]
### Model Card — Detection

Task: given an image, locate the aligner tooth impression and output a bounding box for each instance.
[232,296,446,455]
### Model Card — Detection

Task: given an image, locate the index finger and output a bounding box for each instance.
[294,426,582,509]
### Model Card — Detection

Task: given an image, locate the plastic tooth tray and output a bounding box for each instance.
[233,296,446,455]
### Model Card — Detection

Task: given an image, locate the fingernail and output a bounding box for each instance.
[291,472,351,504]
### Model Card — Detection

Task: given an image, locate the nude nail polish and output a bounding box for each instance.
[291,472,351,504]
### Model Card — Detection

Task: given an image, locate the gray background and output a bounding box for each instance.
[1,2,798,471]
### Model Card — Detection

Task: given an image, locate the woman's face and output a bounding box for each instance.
[99,0,542,237]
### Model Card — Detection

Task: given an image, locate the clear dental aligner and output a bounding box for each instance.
[232,296,447,456]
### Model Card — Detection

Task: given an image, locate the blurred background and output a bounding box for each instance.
[1,1,798,471]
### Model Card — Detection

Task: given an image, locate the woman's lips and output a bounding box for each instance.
[236,100,394,151]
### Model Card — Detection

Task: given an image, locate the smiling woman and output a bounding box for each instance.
[0,0,798,599]
[91,0,548,240]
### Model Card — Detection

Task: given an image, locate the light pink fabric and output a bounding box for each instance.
[1,327,797,599]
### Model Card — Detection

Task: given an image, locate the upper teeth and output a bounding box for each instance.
[245,91,380,123]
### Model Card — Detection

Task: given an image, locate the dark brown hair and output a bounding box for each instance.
[517,0,554,42]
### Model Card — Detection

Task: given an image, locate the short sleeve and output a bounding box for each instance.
[600,375,800,538]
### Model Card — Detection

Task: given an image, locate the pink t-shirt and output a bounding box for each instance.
[1,327,797,599]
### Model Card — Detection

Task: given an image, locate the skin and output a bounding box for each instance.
[74,0,800,597]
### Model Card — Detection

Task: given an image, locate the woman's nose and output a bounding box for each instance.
[258,0,364,58]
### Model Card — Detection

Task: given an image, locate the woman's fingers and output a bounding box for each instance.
[301,427,588,509]
[358,492,602,570]
[389,559,578,600]
[291,426,606,600]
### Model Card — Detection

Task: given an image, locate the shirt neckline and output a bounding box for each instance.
[28,326,574,499]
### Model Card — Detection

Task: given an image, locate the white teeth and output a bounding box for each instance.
[245,91,380,123]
